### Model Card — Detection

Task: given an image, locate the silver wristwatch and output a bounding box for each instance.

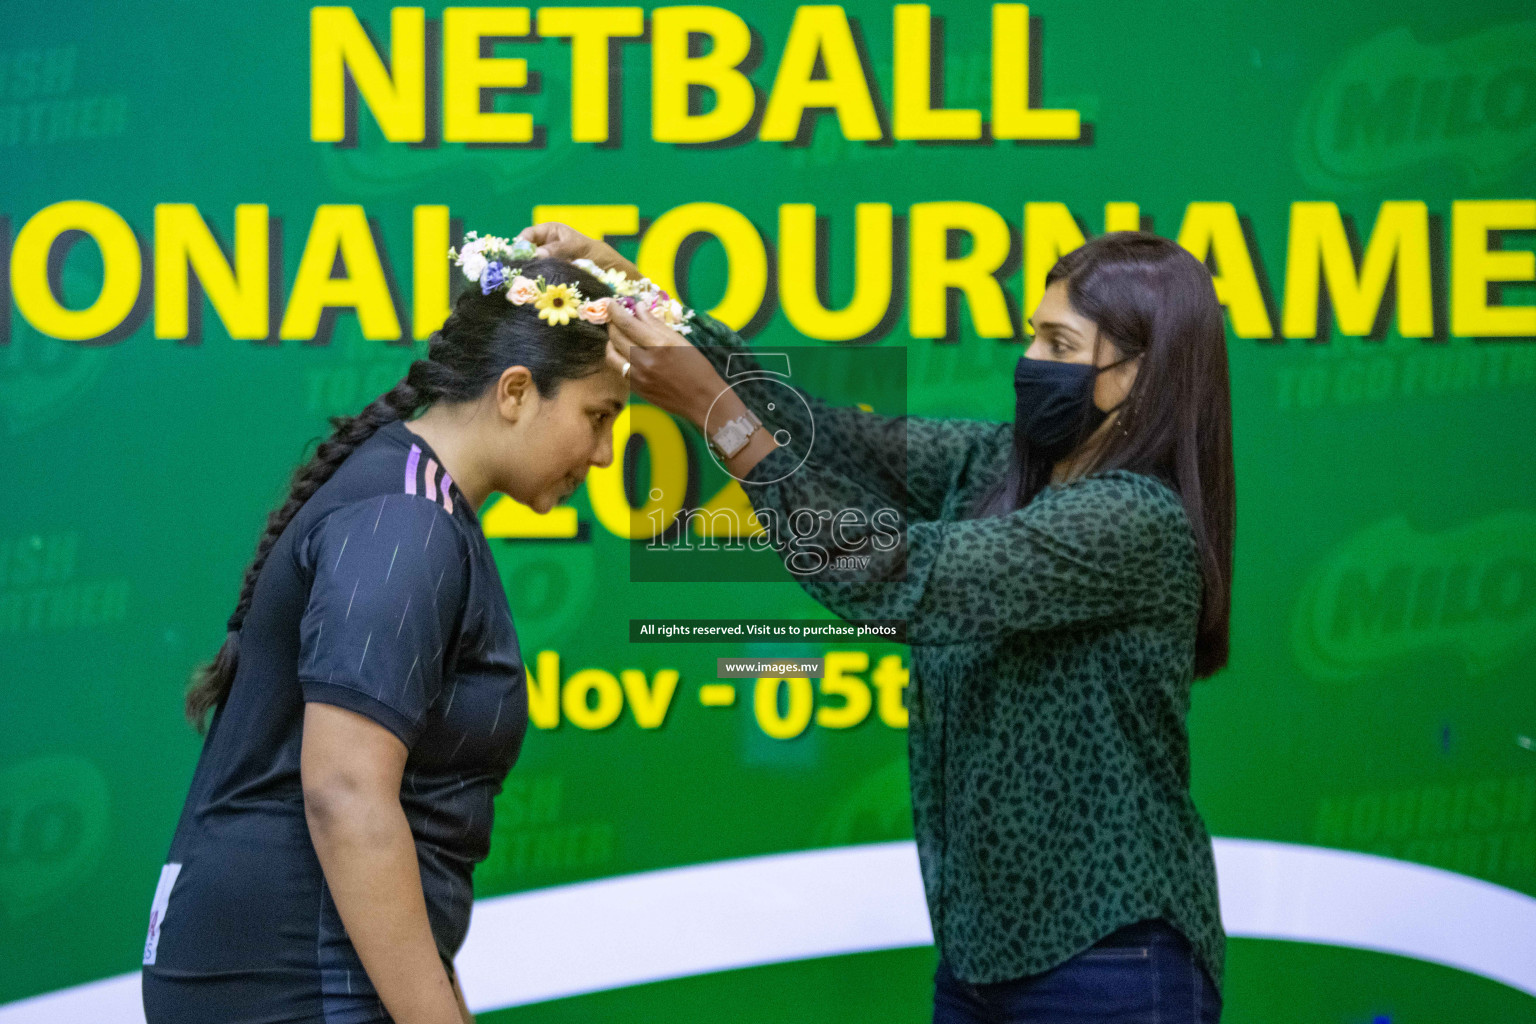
[707,407,762,459]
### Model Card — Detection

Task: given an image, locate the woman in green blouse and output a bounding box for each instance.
[526,224,1232,1023]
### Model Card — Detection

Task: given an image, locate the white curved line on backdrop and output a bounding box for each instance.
[1213,838,1536,996]
[1,838,1532,1023]
[456,839,933,1010]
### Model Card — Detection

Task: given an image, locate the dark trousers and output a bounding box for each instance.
[932,919,1221,1024]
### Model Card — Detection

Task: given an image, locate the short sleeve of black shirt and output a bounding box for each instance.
[296,492,470,748]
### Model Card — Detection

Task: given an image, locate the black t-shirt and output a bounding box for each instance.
[143,419,529,1024]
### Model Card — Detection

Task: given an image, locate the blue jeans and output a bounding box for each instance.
[932,920,1221,1024]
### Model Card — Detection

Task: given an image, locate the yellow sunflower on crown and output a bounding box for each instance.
[535,283,580,325]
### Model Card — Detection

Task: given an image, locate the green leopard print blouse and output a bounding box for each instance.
[691,313,1226,992]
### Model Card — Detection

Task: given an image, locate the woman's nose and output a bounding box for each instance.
[591,436,615,469]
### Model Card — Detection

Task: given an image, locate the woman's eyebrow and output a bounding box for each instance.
[1030,318,1080,337]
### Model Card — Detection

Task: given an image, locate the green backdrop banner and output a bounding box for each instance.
[2,2,1535,1021]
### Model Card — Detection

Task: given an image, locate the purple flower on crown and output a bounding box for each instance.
[480,261,509,295]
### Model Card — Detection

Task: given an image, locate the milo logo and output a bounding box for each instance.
[1293,513,1536,680]
[1297,22,1536,189]
[0,755,110,920]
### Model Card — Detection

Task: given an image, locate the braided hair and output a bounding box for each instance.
[185,258,614,730]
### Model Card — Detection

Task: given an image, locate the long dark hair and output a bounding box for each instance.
[185,258,614,730]
[971,232,1235,678]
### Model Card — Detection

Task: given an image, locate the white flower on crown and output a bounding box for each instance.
[454,232,492,283]
[575,259,646,299]
[449,232,534,283]
[650,298,695,334]
[460,249,488,283]
[449,229,696,335]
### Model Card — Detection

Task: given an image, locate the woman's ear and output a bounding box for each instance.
[1093,347,1141,412]
[495,365,536,425]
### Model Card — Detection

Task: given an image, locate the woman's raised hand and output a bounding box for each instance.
[606,302,726,430]
[515,222,641,280]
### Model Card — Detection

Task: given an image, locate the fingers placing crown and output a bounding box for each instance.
[447,230,695,335]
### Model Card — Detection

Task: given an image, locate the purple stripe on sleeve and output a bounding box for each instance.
[440,473,454,513]
[405,445,420,496]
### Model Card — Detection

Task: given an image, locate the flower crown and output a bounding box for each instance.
[448,231,695,335]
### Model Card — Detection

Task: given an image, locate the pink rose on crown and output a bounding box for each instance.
[507,276,540,305]
[578,298,611,324]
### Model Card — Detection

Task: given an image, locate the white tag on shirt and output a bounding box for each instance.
[142,862,182,965]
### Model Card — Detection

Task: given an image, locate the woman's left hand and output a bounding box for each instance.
[606,303,727,430]
[516,222,640,280]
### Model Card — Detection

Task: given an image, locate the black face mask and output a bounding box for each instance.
[1012,354,1131,462]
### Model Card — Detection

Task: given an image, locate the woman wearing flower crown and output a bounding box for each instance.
[143,242,687,1024]
[522,221,1232,1023]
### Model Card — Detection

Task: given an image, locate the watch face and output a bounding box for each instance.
[711,424,744,458]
